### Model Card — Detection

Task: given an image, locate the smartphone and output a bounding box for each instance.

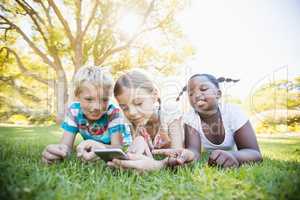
[94,148,128,162]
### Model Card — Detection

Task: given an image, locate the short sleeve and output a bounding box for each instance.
[182,109,201,132]
[61,105,79,134]
[158,76,183,131]
[227,104,249,133]
[160,101,182,131]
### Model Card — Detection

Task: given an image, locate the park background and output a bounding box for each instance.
[0,0,299,199]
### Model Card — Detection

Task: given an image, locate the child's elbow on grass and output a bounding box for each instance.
[191,149,201,161]
[256,151,263,163]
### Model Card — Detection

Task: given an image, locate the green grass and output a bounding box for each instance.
[0,126,300,200]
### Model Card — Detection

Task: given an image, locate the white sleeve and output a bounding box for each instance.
[158,76,183,131]
[160,101,182,131]
[182,109,200,131]
[228,104,249,133]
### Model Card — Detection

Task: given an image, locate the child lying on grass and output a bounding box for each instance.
[42,66,132,164]
[113,69,183,155]
[108,74,262,172]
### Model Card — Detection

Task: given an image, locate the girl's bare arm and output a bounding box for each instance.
[233,121,263,164]
[184,124,201,160]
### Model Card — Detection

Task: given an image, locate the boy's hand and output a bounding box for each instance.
[76,140,105,162]
[208,150,239,168]
[42,144,70,165]
[152,148,195,167]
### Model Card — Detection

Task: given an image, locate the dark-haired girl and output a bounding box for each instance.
[171,73,262,168]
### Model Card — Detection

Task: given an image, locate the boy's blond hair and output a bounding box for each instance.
[73,66,113,97]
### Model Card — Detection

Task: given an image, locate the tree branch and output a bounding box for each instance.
[21,0,45,25]
[2,2,65,72]
[48,0,74,45]
[35,1,65,72]
[81,0,99,38]
[15,0,49,48]
[0,4,11,13]
[95,0,156,65]
[0,75,42,103]
[75,0,82,36]
[1,15,58,69]
[93,23,103,64]
[0,47,53,87]
[39,1,53,27]
[73,0,82,70]
[142,0,156,24]
[0,15,56,69]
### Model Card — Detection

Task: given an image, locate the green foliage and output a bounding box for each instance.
[250,77,300,112]
[0,55,55,124]
[0,0,195,123]
[256,123,300,134]
[254,110,300,134]
[222,95,242,105]
[7,114,29,125]
[48,28,71,56]
[0,126,300,199]
[248,76,300,133]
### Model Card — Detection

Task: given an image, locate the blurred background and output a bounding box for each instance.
[0,0,299,134]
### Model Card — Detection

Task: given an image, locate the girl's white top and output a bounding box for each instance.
[158,76,183,137]
[182,103,249,151]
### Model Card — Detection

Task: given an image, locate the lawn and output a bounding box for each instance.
[0,126,299,200]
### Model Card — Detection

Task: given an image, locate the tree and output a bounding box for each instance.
[0,52,54,124]
[248,76,300,133]
[249,76,300,114]
[0,0,193,122]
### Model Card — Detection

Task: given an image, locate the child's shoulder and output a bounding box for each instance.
[182,108,198,126]
[107,101,122,116]
[66,102,82,118]
[220,103,248,124]
[220,103,249,132]
[182,107,196,118]
[68,101,81,110]
[219,103,244,114]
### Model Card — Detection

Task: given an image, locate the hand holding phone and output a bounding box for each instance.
[94,148,128,162]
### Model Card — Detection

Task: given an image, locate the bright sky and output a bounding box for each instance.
[177,0,300,100]
[16,0,299,101]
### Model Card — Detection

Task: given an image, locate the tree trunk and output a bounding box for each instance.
[55,70,68,124]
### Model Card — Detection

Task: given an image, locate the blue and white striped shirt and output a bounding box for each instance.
[61,101,132,145]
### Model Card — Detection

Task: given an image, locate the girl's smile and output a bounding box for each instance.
[196,100,207,107]
[188,76,221,115]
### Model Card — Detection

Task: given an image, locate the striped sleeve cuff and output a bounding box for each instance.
[61,122,78,134]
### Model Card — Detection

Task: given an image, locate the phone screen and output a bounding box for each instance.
[94,148,128,162]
